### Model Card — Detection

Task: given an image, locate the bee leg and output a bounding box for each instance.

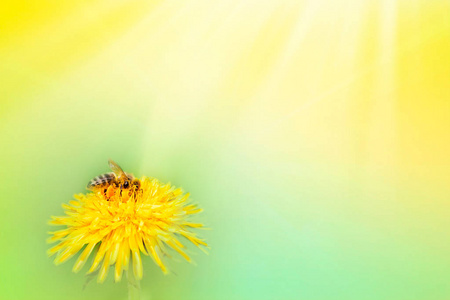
[101,188,108,200]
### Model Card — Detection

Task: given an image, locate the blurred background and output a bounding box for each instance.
[1,0,449,299]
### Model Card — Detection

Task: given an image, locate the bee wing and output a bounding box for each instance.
[108,159,126,176]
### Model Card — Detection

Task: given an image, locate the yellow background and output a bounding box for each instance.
[1,1,449,299]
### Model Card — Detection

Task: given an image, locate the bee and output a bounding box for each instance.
[87,159,141,200]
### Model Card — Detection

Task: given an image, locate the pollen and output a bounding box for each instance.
[48,177,207,283]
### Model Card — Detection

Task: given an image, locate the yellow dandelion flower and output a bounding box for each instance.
[48,175,207,283]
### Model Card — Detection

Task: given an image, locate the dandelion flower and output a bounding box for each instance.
[48,176,207,283]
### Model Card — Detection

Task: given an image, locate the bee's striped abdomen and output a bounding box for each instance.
[87,172,115,189]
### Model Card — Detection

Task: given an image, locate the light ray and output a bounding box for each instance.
[366,0,398,169]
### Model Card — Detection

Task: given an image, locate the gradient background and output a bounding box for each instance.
[1,1,450,299]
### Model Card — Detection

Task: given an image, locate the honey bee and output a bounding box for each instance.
[87,159,141,199]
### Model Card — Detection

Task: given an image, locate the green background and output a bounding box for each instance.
[1,1,450,299]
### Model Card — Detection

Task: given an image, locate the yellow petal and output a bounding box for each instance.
[129,232,138,251]
[55,243,83,265]
[88,241,108,274]
[122,240,130,271]
[98,249,111,283]
[132,250,143,280]
[149,245,167,274]
[114,244,124,282]
[167,240,191,262]
[136,233,148,255]
[73,242,97,273]
[109,243,120,265]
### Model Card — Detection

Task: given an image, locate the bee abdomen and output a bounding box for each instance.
[87,172,115,189]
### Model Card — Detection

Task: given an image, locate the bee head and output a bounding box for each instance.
[119,176,133,190]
